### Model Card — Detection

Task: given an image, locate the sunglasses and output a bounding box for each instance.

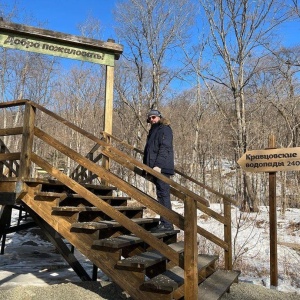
[148,115,158,120]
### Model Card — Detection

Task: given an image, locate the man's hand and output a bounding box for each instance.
[153,166,161,173]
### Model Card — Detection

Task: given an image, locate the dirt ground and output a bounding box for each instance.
[0,281,300,300]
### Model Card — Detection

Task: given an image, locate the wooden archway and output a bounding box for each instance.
[0,19,123,171]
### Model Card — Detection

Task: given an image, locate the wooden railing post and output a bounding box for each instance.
[102,64,114,183]
[224,200,232,270]
[0,140,5,177]
[87,152,93,184]
[184,196,198,300]
[19,102,36,179]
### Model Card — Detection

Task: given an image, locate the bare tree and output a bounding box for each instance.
[195,0,292,211]
[114,0,194,118]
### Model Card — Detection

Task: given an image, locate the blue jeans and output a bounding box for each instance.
[153,174,172,227]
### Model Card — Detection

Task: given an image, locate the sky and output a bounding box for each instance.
[1,0,119,41]
[1,0,300,90]
[1,0,300,49]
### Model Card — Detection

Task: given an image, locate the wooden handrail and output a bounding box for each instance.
[0,100,234,272]
[28,100,209,207]
[0,152,21,160]
[31,153,181,265]
[101,131,237,206]
[0,127,23,136]
[0,99,29,108]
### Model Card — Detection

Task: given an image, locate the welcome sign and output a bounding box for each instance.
[0,20,123,66]
[0,33,115,66]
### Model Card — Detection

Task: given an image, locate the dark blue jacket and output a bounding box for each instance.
[143,118,174,175]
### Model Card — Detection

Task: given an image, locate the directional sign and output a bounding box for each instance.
[238,147,300,172]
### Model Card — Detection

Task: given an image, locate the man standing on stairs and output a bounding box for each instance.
[143,109,175,232]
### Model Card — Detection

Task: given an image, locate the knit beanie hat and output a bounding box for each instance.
[147,109,162,118]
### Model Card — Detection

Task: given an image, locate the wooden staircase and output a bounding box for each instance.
[0,100,240,299]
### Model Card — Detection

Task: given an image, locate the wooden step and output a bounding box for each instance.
[140,254,218,293]
[34,192,130,206]
[115,241,184,272]
[197,269,240,300]
[71,217,159,230]
[39,180,117,195]
[52,205,146,221]
[34,191,66,200]
[59,195,130,206]
[52,205,146,212]
[58,194,131,201]
[92,231,180,249]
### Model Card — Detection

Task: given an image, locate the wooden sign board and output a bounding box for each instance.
[238,147,300,172]
[0,20,123,66]
[0,33,115,66]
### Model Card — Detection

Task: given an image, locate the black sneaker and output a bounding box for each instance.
[150,224,174,232]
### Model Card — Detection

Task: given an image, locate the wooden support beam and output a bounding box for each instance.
[184,197,198,300]
[102,65,114,182]
[31,151,181,265]
[0,205,12,254]
[0,127,23,136]
[26,205,92,281]
[224,201,232,270]
[19,103,35,179]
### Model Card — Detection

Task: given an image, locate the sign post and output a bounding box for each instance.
[238,136,300,287]
[268,134,278,287]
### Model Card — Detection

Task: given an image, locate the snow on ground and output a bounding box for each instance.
[171,201,300,295]
[0,209,108,290]
[0,204,300,296]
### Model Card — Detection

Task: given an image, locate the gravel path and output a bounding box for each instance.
[0,281,299,300]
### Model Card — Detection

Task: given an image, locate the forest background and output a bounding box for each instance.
[1,0,300,256]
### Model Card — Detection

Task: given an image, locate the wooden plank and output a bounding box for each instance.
[0,20,123,54]
[32,129,185,253]
[224,201,232,270]
[93,231,180,249]
[71,217,159,230]
[184,197,198,300]
[0,127,23,136]
[0,99,28,108]
[174,169,237,206]
[140,254,219,294]
[35,180,116,192]
[19,103,35,179]
[198,270,240,300]
[116,250,167,271]
[278,241,300,251]
[19,183,162,300]
[30,102,208,208]
[197,254,219,270]
[140,266,184,292]
[104,131,236,205]
[197,225,229,251]
[116,242,184,271]
[101,147,210,207]
[60,194,130,200]
[0,181,17,192]
[52,205,145,212]
[102,65,115,179]
[34,191,66,200]
[58,195,130,207]
[53,206,101,212]
[0,152,21,161]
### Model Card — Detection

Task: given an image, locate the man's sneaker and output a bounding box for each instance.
[150,224,174,232]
